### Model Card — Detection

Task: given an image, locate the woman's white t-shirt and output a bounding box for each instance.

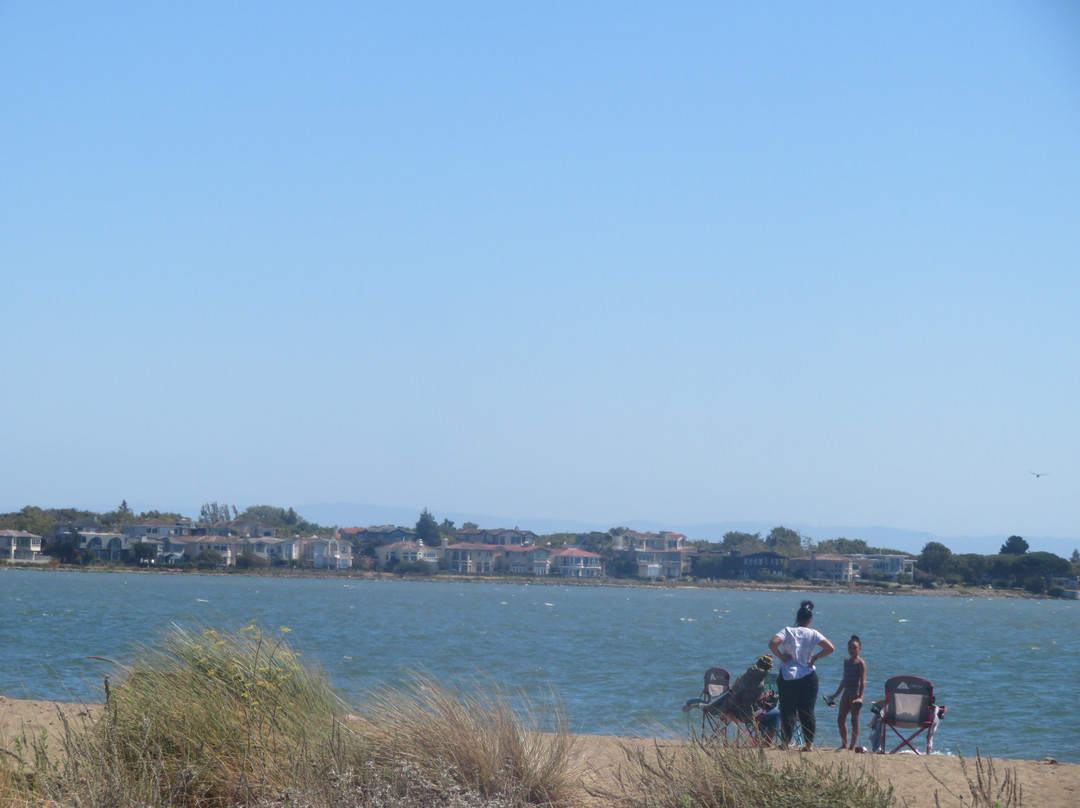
[773,625,825,681]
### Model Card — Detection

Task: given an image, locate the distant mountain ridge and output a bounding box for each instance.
[294,502,1079,558]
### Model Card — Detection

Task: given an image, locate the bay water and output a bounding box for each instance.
[3,569,1077,762]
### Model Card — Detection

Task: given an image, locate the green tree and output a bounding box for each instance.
[138,510,185,522]
[195,549,223,569]
[1000,535,1029,555]
[765,526,804,558]
[949,553,988,585]
[817,537,870,555]
[918,541,953,578]
[99,500,134,531]
[719,531,765,555]
[200,502,235,523]
[11,506,55,537]
[236,551,269,569]
[131,542,157,563]
[416,509,440,545]
[462,521,479,531]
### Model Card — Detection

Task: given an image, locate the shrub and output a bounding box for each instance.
[1023,577,1046,595]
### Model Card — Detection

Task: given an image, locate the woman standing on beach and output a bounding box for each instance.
[826,635,867,750]
[769,599,835,751]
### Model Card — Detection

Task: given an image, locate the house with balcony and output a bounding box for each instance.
[178,536,245,565]
[844,553,914,582]
[549,547,603,578]
[302,537,352,570]
[500,544,552,575]
[375,539,439,570]
[1,529,43,562]
[788,553,856,582]
[444,542,501,574]
[618,530,691,580]
[237,536,302,564]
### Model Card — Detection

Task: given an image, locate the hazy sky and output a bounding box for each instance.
[3,2,1078,539]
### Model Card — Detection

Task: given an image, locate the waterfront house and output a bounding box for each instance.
[618,530,691,580]
[0,529,43,562]
[75,531,129,562]
[304,537,352,570]
[788,553,856,582]
[549,547,603,578]
[374,539,439,570]
[719,550,787,580]
[180,536,245,565]
[500,544,551,575]
[444,542,501,574]
[844,553,915,581]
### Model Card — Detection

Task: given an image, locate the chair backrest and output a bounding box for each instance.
[884,675,934,724]
[703,667,730,700]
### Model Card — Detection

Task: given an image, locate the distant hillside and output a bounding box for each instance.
[294,502,1080,558]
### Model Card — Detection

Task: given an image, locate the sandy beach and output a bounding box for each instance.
[2,697,1076,807]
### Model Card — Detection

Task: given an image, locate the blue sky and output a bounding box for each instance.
[3,2,1078,542]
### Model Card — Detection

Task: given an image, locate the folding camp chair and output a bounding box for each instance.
[698,666,732,738]
[682,666,791,746]
[871,675,945,754]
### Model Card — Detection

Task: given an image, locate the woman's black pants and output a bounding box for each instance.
[777,670,818,746]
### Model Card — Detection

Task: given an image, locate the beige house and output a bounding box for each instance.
[304,537,352,570]
[444,542,500,574]
[788,553,856,582]
[1,529,43,562]
[375,540,439,570]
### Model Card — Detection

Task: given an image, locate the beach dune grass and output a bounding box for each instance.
[1,624,581,808]
[593,736,896,808]
[357,673,580,806]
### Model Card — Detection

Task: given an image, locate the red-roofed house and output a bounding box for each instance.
[549,547,603,578]
[500,545,552,575]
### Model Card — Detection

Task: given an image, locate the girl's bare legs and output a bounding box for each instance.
[848,701,862,750]
[836,696,851,749]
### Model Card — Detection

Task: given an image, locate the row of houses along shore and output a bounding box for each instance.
[2,517,920,583]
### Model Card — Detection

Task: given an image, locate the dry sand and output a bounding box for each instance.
[3,697,1077,807]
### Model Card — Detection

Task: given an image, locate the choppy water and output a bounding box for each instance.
[3,569,1077,761]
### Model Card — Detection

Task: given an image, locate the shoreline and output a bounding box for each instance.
[3,697,1077,807]
[1,562,1045,600]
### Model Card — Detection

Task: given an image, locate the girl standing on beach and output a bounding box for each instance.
[768,600,834,751]
[826,635,867,750]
